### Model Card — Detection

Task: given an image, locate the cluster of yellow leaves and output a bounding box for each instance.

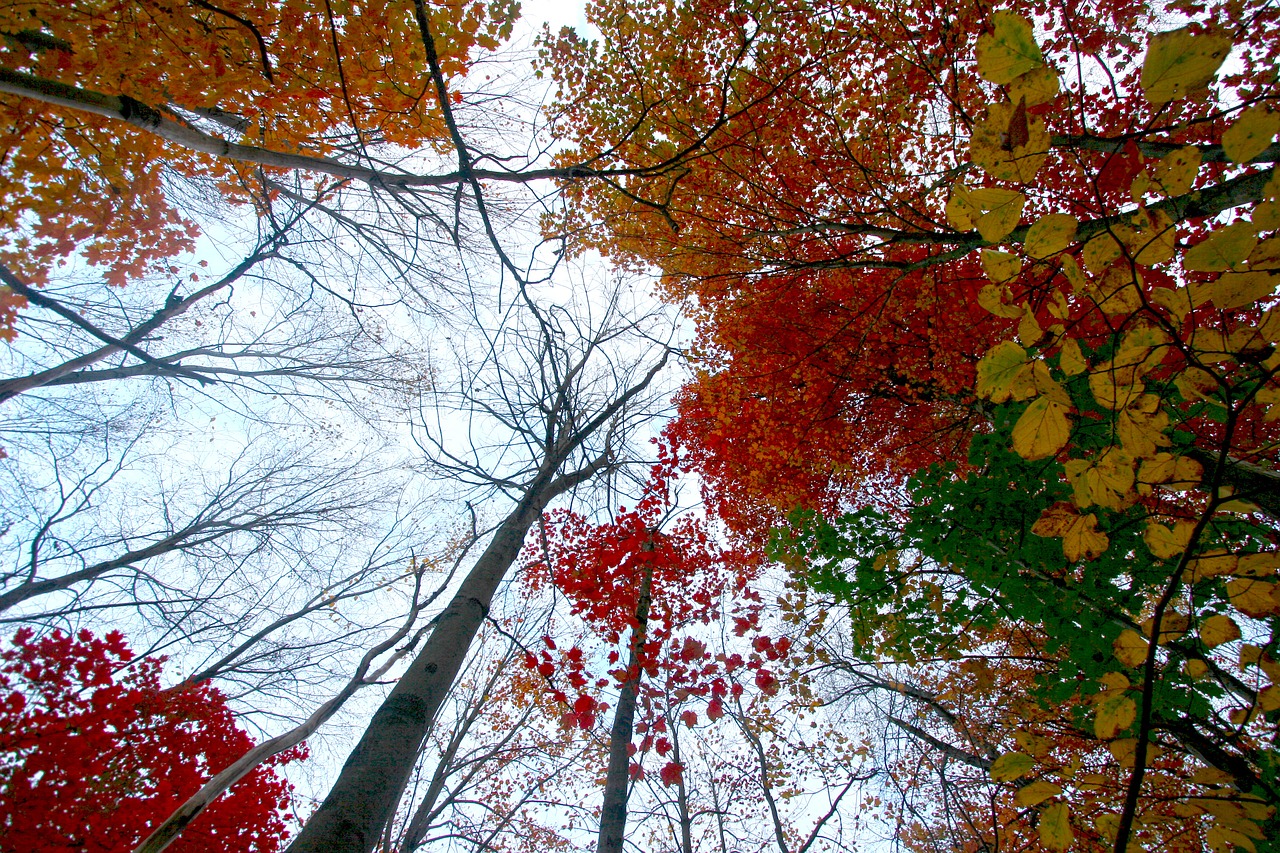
[958,16,1280,851]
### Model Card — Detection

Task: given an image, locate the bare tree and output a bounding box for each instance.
[283,270,674,853]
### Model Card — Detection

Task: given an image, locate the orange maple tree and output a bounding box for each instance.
[0,0,518,334]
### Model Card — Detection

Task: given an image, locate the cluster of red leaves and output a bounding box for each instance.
[521,450,784,783]
[670,255,1003,529]
[0,628,305,853]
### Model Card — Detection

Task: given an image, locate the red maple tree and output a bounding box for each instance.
[0,627,305,853]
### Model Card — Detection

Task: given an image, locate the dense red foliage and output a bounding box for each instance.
[0,628,305,853]
[521,446,776,781]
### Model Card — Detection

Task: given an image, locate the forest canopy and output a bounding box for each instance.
[0,0,1277,852]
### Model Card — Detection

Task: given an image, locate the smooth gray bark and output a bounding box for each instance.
[285,351,668,853]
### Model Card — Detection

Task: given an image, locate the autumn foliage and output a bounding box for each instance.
[0,0,518,335]
[545,0,1280,848]
[0,628,304,853]
[520,450,781,784]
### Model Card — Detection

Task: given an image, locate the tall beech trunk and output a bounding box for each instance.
[596,558,653,853]
[286,465,589,853]
[282,347,667,853]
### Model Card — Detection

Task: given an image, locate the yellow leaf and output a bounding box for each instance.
[1093,264,1145,314]
[975,11,1045,84]
[1258,685,1280,712]
[1083,232,1123,274]
[1195,271,1277,310]
[1117,401,1171,459]
[973,188,1026,243]
[1128,208,1177,265]
[1009,66,1061,107]
[1109,738,1138,767]
[1140,27,1233,105]
[981,249,1023,284]
[1208,825,1257,853]
[1189,550,1239,582]
[947,183,980,230]
[1015,780,1063,807]
[976,341,1033,402]
[1255,200,1280,231]
[1153,145,1201,196]
[1038,802,1073,852]
[978,284,1026,318]
[1113,630,1148,668]
[1094,690,1136,739]
[1030,360,1070,404]
[1058,338,1087,376]
[1024,214,1079,260]
[1142,520,1195,559]
[1200,614,1241,648]
[1088,370,1143,411]
[1185,658,1209,677]
[1064,449,1136,510]
[1077,773,1111,792]
[1014,730,1053,757]
[1174,367,1219,403]
[1060,254,1090,292]
[1250,236,1280,270]
[1226,578,1280,618]
[1096,813,1120,840]
[1099,671,1130,691]
[1237,551,1280,577]
[1229,705,1261,726]
[1150,284,1194,322]
[1012,396,1071,460]
[1184,222,1259,272]
[1223,106,1280,164]
[990,751,1035,781]
[1141,610,1189,644]
[1032,505,1109,561]
[1017,308,1044,347]
[971,103,1049,183]
[1197,799,1267,836]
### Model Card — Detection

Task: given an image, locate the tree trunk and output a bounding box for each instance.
[596,560,653,853]
[286,480,557,853]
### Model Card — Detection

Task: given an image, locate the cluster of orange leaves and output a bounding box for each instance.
[0,0,518,327]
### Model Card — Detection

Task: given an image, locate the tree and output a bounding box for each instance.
[544,0,1280,521]
[519,452,765,853]
[548,1,1280,851]
[0,626,304,852]
[0,0,518,305]
[283,278,674,853]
